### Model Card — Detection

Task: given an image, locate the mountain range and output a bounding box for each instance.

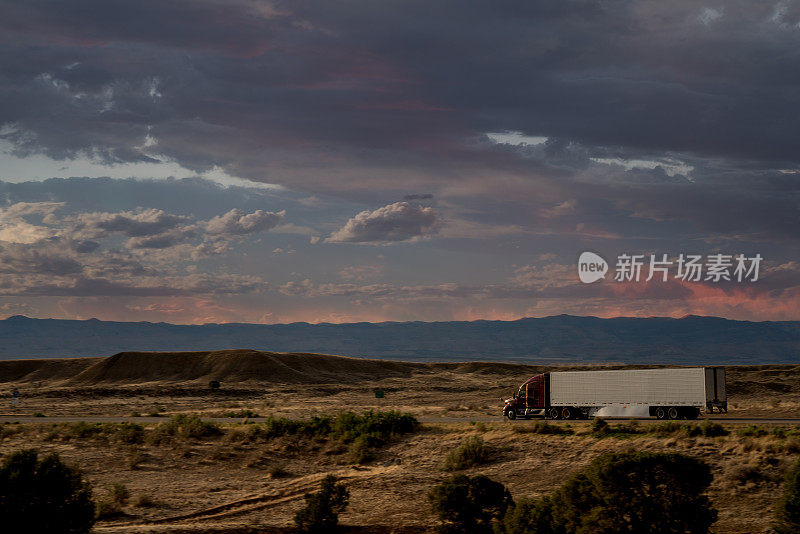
[0,314,798,364]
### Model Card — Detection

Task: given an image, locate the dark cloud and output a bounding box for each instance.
[326,202,440,243]
[0,2,798,320]
[73,240,100,253]
[72,208,188,238]
[125,228,197,249]
[0,1,796,248]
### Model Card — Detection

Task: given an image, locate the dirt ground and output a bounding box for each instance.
[0,355,799,532]
[0,417,797,533]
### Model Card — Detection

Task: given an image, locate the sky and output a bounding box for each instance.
[0,1,798,324]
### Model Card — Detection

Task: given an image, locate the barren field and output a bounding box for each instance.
[1,350,799,533]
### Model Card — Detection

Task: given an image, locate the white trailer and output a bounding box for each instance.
[503,367,727,420]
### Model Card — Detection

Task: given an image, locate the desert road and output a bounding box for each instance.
[1,415,799,424]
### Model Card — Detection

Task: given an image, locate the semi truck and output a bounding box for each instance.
[503,367,727,420]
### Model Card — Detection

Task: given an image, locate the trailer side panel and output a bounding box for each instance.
[549,368,707,407]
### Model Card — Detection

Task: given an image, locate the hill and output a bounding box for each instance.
[0,314,798,363]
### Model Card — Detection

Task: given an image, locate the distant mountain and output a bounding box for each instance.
[1,314,798,364]
[0,315,800,364]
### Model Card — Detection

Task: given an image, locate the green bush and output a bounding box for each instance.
[428,473,513,534]
[149,414,221,444]
[348,433,383,464]
[294,474,349,533]
[232,411,417,464]
[44,422,144,444]
[774,459,800,533]
[501,496,555,534]
[443,436,491,471]
[503,452,716,534]
[0,449,95,533]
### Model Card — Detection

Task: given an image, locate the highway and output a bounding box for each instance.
[1,415,799,425]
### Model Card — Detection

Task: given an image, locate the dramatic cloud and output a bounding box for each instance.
[0,3,798,322]
[205,208,285,236]
[327,202,440,243]
[71,208,188,239]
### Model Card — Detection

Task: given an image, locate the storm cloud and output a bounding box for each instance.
[0,2,798,322]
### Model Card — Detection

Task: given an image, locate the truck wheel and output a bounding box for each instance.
[561,407,573,420]
[506,410,516,420]
[548,407,561,420]
[668,407,679,420]
[655,407,667,420]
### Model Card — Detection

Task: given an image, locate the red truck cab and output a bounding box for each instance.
[503,373,546,420]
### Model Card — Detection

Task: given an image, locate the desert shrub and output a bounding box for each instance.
[348,433,380,464]
[443,436,491,471]
[294,475,349,533]
[737,425,769,438]
[116,423,145,444]
[209,380,221,390]
[774,459,800,534]
[331,410,418,441]
[269,463,290,478]
[220,409,260,418]
[697,421,728,437]
[513,422,572,435]
[62,422,105,440]
[33,412,46,418]
[591,417,610,434]
[0,449,95,533]
[234,411,417,465]
[126,448,146,470]
[112,483,129,507]
[504,452,716,534]
[95,483,130,519]
[648,421,685,436]
[0,422,23,439]
[472,422,488,432]
[94,498,121,519]
[149,414,221,444]
[45,422,144,444]
[133,494,155,508]
[428,474,512,534]
[730,464,768,486]
[500,496,555,534]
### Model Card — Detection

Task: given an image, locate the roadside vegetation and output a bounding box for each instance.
[443,435,493,471]
[432,452,717,534]
[429,473,513,533]
[294,475,349,533]
[0,449,95,533]
[774,458,800,533]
